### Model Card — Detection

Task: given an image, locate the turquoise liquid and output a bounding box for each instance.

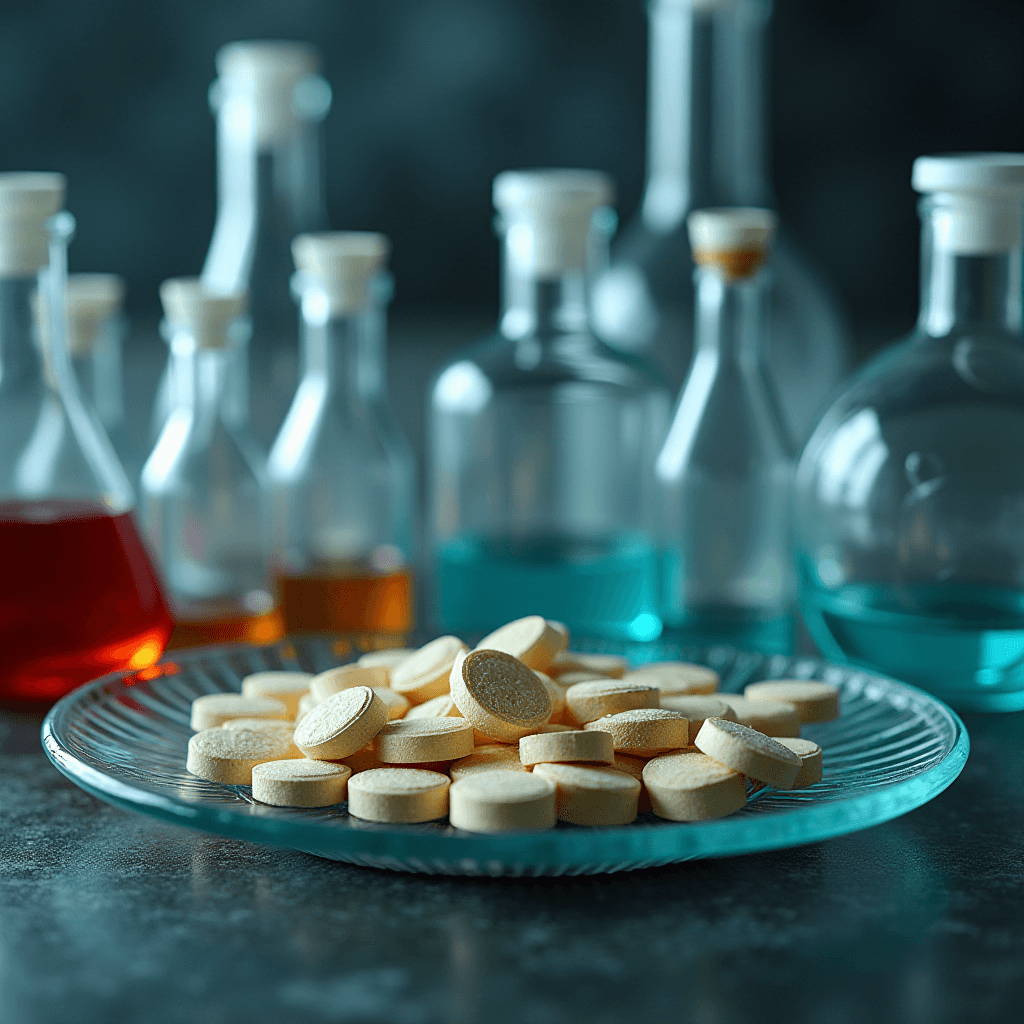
[660,608,795,656]
[435,532,662,641]
[801,581,1024,711]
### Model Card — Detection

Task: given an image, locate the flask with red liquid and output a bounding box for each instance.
[0,174,172,702]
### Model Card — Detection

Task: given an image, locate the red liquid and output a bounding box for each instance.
[0,500,173,703]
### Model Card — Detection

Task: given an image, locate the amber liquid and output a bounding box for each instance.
[166,599,285,650]
[278,563,414,634]
[0,500,173,703]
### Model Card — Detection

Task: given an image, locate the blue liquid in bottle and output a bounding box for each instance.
[436,533,662,642]
[801,580,1024,712]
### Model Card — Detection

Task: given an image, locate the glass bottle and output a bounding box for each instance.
[153,41,331,448]
[591,0,847,444]
[268,232,416,635]
[38,274,144,485]
[656,207,795,653]
[0,174,171,701]
[141,279,283,649]
[796,153,1024,711]
[429,170,670,641]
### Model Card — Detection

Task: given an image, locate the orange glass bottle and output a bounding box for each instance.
[0,174,171,701]
[268,233,416,636]
[141,280,283,650]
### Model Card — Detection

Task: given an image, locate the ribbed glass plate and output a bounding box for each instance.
[42,636,968,876]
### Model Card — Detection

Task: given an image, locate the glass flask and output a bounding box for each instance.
[37,274,143,485]
[0,173,171,702]
[656,207,795,653]
[429,170,670,640]
[796,154,1024,712]
[268,232,416,635]
[141,279,283,649]
[591,0,847,444]
[153,41,331,448]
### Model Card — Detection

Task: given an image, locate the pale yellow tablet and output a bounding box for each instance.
[251,759,351,807]
[310,664,389,703]
[743,680,839,723]
[623,662,719,696]
[642,749,747,821]
[775,737,824,788]
[450,744,533,781]
[693,717,802,790]
[519,729,614,766]
[240,672,313,718]
[346,768,451,823]
[357,648,417,674]
[293,686,388,761]
[715,694,801,737]
[603,753,652,812]
[535,672,566,722]
[295,692,318,724]
[548,651,630,679]
[563,679,659,725]
[190,693,289,731]
[186,728,294,785]
[450,649,552,742]
[374,717,474,763]
[448,771,557,832]
[584,708,689,757]
[222,718,300,758]
[658,695,737,741]
[475,615,564,672]
[533,763,641,826]
[389,635,469,703]
[372,687,410,721]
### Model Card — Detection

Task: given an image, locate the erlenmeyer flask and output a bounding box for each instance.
[0,174,171,702]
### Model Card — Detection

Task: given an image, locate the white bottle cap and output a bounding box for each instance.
[0,173,66,275]
[912,153,1024,254]
[687,207,777,279]
[493,169,614,276]
[214,40,322,144]
[292,232,390,316]
[159,278,247,349]
[36,273,126,357]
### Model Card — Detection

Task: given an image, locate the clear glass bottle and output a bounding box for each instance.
[141,279,283,649]
[0,174,171,701]
[38,274,144,485]
[796,154,1024,711]
[592,0,847,444]
[656,207,795,653]
[268,232,416,635]
[429,170,670,641]
[153,41,332,448]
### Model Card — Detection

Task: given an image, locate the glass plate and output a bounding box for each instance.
[42,636,969,876]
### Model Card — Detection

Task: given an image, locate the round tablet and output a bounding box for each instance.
[295,692,318,723]
[519,729,614,766]
[186,728,294,785]
[346,768,451,823]
[548,651,630,679]
[532,763,641,826]
[624,662,719,696]
[475,616,564,672]
[642,750,747,821]
[450,744,532,781]
[403,693,461,719]
[535,672,566,722]
[240,672,313,718]
[743,680,839,723]
[311,664,389,703]
[190,693,288,731]
[775,737,824,788]
[450,649,552,742]
[251,759,351,807]
[539,722,580,733]
[547,620,571,653]
[222,718,301,757]
[372,687,410,721]
[357,648,417,673]
[389,635,469,703]
[374,717,474,763]
[658,696,737,741]
[293,686,388,761]
[584,708,689,757]
[715,695,801,737]
[563,679,659,725]
[448,771,556,832]
[694,717,802,790]
[603,753,652,812]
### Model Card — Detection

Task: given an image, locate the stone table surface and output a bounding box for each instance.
[2,708,1023,1024]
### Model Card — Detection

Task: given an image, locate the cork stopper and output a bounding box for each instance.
[0,173,66,276]
[687,207,777,280]
[291,231,390,316]
[159,278,247,349]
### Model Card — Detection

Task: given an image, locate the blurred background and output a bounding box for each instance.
[2,0,1021,369]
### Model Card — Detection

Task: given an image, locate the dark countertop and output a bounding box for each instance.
[2,707,1023,1024]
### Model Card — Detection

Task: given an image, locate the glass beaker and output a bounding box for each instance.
[429,170,670,641]
[796,154,1024,711]
[152,41,331,449]
[656,207,795,653]
[0,174,171,702]
[591,0,847,444]
[141,279,283,649]
[268,232,416,635]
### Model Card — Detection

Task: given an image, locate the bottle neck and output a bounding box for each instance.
[300,305,381,401]
[0,277,43,391]
[643,0,773,233]
[169,336,233,426]
[918,201,1024,337]
[694,264,769,367]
